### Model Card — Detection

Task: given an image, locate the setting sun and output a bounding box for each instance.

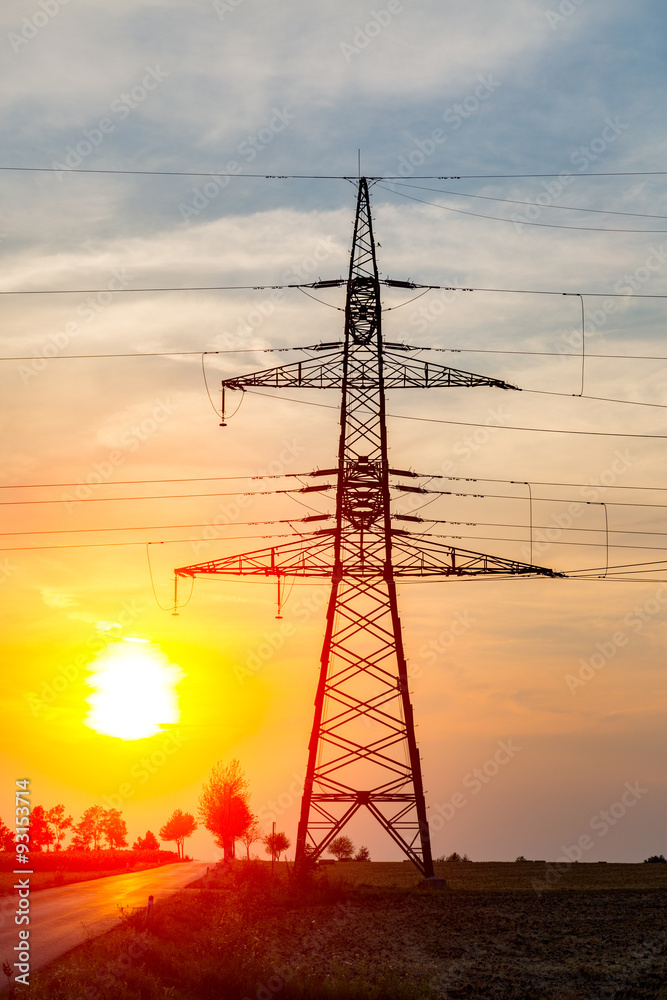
[84,638,184,740]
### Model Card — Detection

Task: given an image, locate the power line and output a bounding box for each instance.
[0,283,339,296]
[379,183,667,233]
[420,531,667,553]
[417,487,667,510]
[0,486,333,506]
[0,530,302,552]
[389,181,667,221]
[0,472,313,490]
[6,344,667,365]
[3,470,666,495]
[1,165,667,179]
[418,474,667,493]
[422,347,667,358]
[405,284,667,300]
[0,515,333,536]
[522,389,667,410]
[245,389,667,440]
[1,281,666,301]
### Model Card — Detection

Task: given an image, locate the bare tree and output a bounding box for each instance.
[239,818,262,859]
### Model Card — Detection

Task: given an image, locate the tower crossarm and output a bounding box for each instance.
[220,349,516,393]
[175,529,564,581]
[220,350,344,390]
[174,532,335,580]
[390,531,565,578]
[381,349,518,390]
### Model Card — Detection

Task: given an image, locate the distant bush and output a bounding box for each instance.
[0,848,180,873]
[643,854,666,863]
[515,855,528,862]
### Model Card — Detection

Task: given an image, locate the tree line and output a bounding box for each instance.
[0,804,198,857]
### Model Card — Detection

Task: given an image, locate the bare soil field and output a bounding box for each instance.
[21,861,667,1000]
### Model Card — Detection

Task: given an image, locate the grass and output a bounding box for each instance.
[14,861,667,1000]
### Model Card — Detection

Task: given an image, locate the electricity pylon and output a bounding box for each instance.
[175,178,560,878]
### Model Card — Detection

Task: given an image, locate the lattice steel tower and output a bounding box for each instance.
[175,179,558,878]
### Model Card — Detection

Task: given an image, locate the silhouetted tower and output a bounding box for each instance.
[175,178,559,877]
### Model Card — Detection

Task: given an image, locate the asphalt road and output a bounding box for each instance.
[0,861,209,975]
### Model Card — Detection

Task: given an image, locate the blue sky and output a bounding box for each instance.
[1,0,666,864]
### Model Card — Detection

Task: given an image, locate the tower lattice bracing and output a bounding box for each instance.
[175,179,560,878]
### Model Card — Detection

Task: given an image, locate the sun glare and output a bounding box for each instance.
[85,638,184,740]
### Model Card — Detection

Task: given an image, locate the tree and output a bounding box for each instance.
[644,854,667,863]
[72,806,106,850]
[30,806,55,851]
[354,845,371,861]
[263,831,290,863]
[160,809,197,859]
[102,808,128,849]
[198,759,252,860]
[133,830,160,850]
[0,818,14,851]
[240,818,262,860]
[46,805,72,851]
[328,835,354,861]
